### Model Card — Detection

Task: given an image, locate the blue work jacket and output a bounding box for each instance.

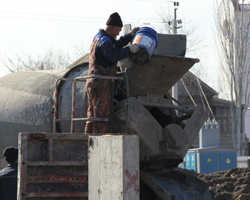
[94,29,133,68]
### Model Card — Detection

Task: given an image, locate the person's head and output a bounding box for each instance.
[105,12,123,39]
[3,146,18,164]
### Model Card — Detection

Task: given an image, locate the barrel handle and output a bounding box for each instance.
[140,23,156,29]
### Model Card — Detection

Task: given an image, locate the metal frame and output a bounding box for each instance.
[53,75,127,133]
[18,132,89,200]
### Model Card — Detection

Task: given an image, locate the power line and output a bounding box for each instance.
[0,10,104,20]
[0,15,103,23]
[131,0,177,2]
[0,15,163,24]
[0,10,162,22]
[0,11,163,24]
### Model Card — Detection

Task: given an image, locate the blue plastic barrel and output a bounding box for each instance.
[130,26,159,64]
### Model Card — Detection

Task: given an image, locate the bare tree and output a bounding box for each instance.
[216,0,250,155]
[157,4,209,87]
[0,46,86,73]
[157,5,204,54]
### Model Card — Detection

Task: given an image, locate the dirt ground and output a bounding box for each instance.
[197,168,250,200]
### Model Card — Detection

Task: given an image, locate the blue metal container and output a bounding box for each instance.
[185,153,197,171]
[185,153,191,170]
[219,152,237,171]
[186,147,237,174]
[200,152,219,173]
[130,26,159,64]
[190,153,197,171]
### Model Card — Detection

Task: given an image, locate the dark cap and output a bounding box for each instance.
[3,146,18,163]
[106,12,123,27]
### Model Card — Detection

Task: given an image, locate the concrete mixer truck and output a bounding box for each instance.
[0,34,212,199]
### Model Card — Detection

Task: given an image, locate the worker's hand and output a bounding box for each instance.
[129,44,139,53]
[130,27,140,37]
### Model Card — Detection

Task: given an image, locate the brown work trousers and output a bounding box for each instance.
[85,79,111,134]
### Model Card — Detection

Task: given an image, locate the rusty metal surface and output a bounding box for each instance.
[113,98,209,164]
[153,34,187,57]
[119,55,199,98]
[54,75,124,133]
[0,71,65,165]
[18,132,88,200]
[56,64,88,133]
[0,64,88,166]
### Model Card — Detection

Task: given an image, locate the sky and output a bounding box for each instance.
[0,0,219,90]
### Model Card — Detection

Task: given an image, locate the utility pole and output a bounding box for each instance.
[169,2,182,35]
[170,2,182,106]
[173,2,178,34]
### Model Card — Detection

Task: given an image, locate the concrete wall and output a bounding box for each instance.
[88,135,139,200]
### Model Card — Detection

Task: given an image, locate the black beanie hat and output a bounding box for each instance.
[3,146,18,163]
[106,12,123,27]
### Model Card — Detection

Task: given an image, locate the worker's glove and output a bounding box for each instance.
[130,27,140,37]
[129,44,139,53]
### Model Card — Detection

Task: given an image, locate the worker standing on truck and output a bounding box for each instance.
[0,147,18,200]
[85,12,140,134]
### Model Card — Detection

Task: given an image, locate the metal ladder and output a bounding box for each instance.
[53,74,129,133]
